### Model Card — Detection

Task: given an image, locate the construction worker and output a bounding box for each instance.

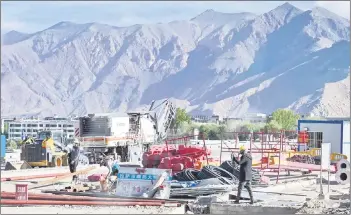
[63,138,81,182]
[99,156,120,192]
[232,145,254,204]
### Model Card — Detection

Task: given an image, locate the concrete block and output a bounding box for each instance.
[196,195,217,205]
[210,203,300,214]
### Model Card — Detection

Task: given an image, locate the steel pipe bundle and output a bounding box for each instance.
[0,192,172,203]
[170,185,233,197]
[1,199,164,206]
[220,160,261,184]
[1,172,69,182]
[1,191,181,207]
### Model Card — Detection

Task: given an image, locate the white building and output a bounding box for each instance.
[242,113,267,123]
[7,117,78,140]
[191,115,220,124]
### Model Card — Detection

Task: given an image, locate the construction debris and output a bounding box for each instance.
[1,130,350,215]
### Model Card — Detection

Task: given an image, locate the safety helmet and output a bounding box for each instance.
[111,163,120,175]
[239,145,246,154]
[73,138,80,146]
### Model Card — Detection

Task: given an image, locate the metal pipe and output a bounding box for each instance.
[1,192,169,203]
[39,190,187,204]
[1,172,69,182]
[1,191,184,204]
[1,199,164,206]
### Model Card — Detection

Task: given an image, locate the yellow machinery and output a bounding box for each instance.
[20,131,68,167]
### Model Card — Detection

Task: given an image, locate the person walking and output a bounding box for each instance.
[64,138,81,183]
[232,145,254,204]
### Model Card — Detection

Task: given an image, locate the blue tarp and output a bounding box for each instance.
[1,135,6,158]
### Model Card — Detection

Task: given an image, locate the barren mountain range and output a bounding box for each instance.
[1,3,350,118]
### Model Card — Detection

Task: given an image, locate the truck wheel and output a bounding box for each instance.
[51,156,62,167]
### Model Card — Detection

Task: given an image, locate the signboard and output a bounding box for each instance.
[115,167,172,198]
[321,142,331,170]
[15,184,28,200]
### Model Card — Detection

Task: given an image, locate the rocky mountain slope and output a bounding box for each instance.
[1,3,350,117]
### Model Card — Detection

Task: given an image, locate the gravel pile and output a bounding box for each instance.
[297,198,350,214]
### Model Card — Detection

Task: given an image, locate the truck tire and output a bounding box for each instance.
[50,156,63,167]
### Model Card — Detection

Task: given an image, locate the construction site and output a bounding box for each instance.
[1,100,350,214]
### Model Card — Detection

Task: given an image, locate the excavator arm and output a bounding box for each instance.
[148,99,176,142]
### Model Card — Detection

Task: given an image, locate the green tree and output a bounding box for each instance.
[270,109,300,130]
[6,139,18,150]
[241,123,264,132]
[264,120,282,132]
[199,124,210,139]
[173,108,191,129]
[1,123,8,138]
[197,124,228,140]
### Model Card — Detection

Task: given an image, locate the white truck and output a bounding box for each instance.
[77,99,176,164]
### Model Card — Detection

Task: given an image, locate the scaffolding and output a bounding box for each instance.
[219,131,301,183]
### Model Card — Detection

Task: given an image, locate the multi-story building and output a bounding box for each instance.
[1,117,15,134]
[191,115,221,124]
[242,113,267,123]
[6,117,78,140]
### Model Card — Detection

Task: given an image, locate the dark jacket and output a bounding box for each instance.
[232,152,252,182]
[65,144,80,166]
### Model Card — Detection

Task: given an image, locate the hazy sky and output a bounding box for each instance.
[1,1,350,34]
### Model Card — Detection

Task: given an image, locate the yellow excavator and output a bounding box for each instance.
[20,130,69,167]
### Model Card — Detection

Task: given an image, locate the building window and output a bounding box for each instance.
[51,124,57,127]
[27,129,31,132]
[27,124,31,127]
[68,129,74,132]
[31,124,37,127]
[39,124,43,127]
[59,124,62,127]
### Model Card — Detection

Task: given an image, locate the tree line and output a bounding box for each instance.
[171,108,303,140]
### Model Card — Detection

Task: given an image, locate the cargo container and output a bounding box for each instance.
[298,119,350,161]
